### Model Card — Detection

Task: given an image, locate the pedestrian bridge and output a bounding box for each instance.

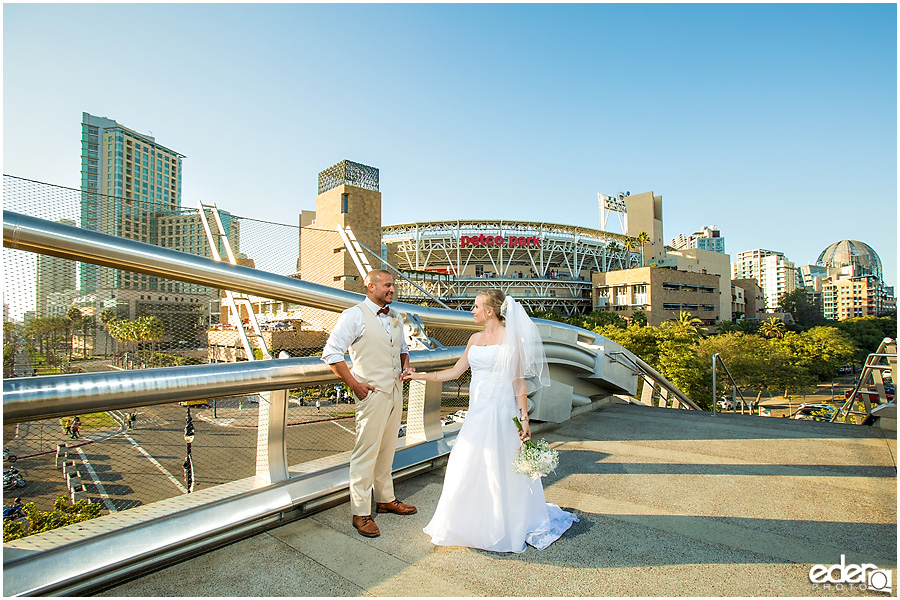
[3,211,896,596]
[96,405,900,596]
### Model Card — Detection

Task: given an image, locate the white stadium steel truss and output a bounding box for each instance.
[381,220,640,316]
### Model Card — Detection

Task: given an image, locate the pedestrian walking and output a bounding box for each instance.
[70,420,80,439]
[63,418,72,436]
[315,400,321,412]
[131,413,137,429]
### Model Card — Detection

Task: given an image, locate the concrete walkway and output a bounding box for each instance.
[100,403,897,597]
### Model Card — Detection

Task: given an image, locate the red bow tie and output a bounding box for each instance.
[377,306,390,316]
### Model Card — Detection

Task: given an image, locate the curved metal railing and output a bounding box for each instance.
[2,210,698,596]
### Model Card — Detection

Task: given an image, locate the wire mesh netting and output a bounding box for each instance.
[3,175,471,525]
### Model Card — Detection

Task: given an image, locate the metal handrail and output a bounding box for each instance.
[2,208,702,597]
[832,338,896,425]
[2,349,463,424]
[711,353,751,415]
[608,351,701,410]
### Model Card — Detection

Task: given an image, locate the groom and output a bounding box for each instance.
[322,269,417,537]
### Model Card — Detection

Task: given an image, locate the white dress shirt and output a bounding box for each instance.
[322,298,409,365]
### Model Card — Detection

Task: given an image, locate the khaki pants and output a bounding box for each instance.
[349,384,403,515]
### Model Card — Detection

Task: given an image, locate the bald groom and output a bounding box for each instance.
[322,270,417,537]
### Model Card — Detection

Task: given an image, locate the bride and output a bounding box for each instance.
[405,289,578,553]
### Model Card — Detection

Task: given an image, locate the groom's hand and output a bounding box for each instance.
[351,380,377,400]
[400,367,415,380]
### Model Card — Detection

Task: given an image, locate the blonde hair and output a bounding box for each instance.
[478,289,506,322]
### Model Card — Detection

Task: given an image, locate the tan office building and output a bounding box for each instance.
[592,267,721,327]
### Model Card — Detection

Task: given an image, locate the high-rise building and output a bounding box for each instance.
[822,267,883,321]
[80,112,184,293]
[78,113,238,341]
[669,225,725,254]
[731,249,799,311]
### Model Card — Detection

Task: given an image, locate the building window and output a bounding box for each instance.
[341,193,349,214]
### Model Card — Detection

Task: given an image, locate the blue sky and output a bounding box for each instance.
[4,3,897,290]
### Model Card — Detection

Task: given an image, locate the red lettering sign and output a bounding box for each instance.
[459,235,540,248]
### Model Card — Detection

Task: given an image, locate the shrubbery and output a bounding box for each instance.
[3,496,102,543]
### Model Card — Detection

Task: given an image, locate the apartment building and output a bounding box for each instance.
[731,249,799,311]
[670,225,725,254]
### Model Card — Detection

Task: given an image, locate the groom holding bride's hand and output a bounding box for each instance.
[322,270,417,538]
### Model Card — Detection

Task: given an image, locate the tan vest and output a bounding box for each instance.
[348,303,403,391]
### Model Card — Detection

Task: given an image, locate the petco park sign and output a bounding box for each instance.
[459,234,540,248]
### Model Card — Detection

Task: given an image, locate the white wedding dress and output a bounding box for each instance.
[423,345,578,553]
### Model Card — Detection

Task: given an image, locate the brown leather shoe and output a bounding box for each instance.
[375,499,417,515]
[352,515,380,537]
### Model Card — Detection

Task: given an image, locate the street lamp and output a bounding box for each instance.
[183,408,195,493]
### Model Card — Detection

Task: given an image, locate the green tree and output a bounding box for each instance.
[80,315,97,358]
[778,289,825,326]
[576,310,627,330]
[630,310,648,327]
[3,496,102,542]
[66,307,82,360]
[636,231,652,266]
[736,319,759,335]
[715,321,736,335]
[698,333,813,409]
[606,241,622,270]
[834,316,898,361]
[99,308,117,356]
[663,311,703,340]
[758,316,787,339]
[531,309,565,323]
[622,237,637,267]
[776,327,857,382]
[137,315,164,359]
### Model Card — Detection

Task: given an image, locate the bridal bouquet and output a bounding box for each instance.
[512,416,559,480]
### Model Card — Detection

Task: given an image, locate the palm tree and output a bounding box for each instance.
[622,237,637,268]
[607,241,622,269]
[140,316,164,360]
[636,231,652,266]
[715,320,736,335]
[666,310,703,338]
[736,320,759,335]
[66,307,82,360]
[758,316,786,339]
[80,316,96,358]
[99,308,117,357]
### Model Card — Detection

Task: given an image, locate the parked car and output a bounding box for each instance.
[451,410,468,423]
[397,425,407,438]
[845,387,894,402]
[441,415,456,426]
[791,403,836,422]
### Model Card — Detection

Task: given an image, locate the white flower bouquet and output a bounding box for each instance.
[512,416,559,480]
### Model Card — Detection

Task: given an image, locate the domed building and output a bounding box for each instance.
[814,240,891,320]
[816,240,883,280]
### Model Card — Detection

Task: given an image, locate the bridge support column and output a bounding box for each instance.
[640,379,655,406]
[255,389,289,483]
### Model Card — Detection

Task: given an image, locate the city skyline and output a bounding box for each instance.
[3,3,896,289]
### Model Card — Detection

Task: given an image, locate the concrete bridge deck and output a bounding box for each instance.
[99,402,897,597]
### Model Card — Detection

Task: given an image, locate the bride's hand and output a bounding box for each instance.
[404,371,426,381]
[518,419,531,441]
